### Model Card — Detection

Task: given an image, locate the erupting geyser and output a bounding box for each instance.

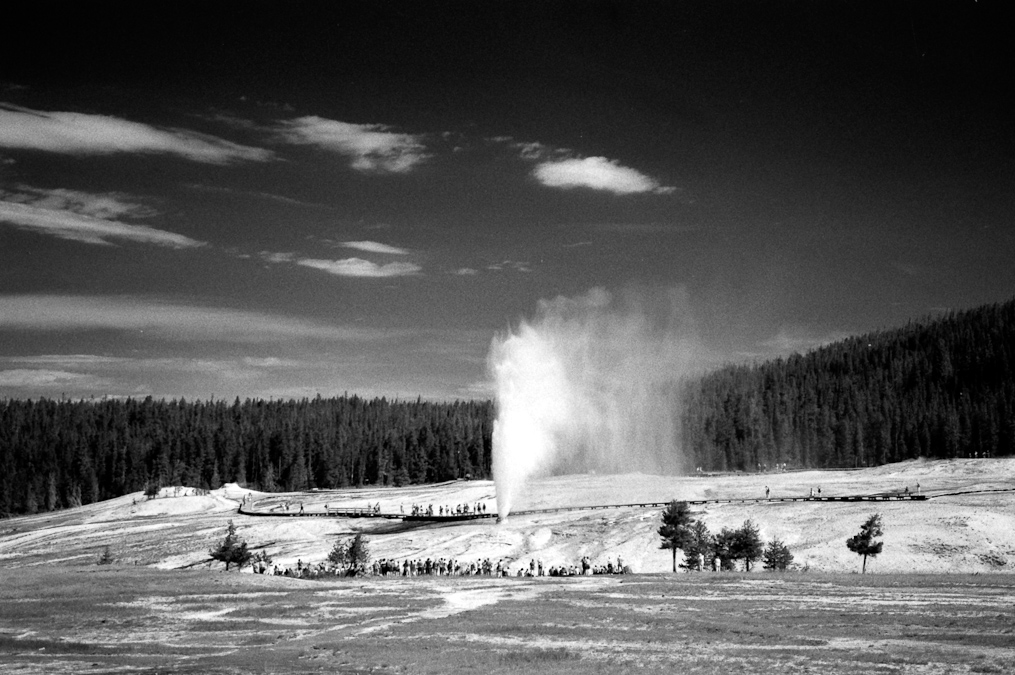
[489,287,700,520]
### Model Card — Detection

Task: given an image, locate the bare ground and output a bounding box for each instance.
[1,458,1014,673]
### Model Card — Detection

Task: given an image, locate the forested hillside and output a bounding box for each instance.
[0,396,492,516]
[682,299,1015,471]
[5,299,1015,517]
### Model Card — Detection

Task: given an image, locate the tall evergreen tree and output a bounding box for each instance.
[658,500,694,572]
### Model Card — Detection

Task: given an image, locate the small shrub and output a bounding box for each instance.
[97,545,114,565]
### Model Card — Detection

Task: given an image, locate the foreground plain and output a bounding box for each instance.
[1,566,1013,674]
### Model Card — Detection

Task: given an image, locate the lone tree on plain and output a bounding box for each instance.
[762,539,794,571]
[210,520,252,571]
[658,500,694,572]
[846,513,884,573]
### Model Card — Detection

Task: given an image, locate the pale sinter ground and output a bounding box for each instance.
[1,457,1013,579]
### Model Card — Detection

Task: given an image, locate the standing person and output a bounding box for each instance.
[714,556,722,572]
[697,552,705,571]
[299,502,304,515]
[765,486,770,499]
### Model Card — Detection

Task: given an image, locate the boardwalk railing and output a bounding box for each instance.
[239,493,927,520]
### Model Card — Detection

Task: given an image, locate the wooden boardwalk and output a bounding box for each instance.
[238,493,927,521]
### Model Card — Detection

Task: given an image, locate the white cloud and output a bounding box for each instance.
[486,260,532,273]
[0,368,101,388]
[341,240,410,255]
[278,116,427,172]
[533,156,674,195]
[241,356,304,368]
[0,103,273,163]
[453,267,479,276]
[7,354,129,366]
[5,187,157,220]
[0,295,394,342]
[297,257,422,278]
[0,197,205,248]
[259,251,297,264]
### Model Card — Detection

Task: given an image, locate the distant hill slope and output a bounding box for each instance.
[682,299,1015,471]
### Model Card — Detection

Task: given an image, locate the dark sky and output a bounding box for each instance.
[1,1,1012,400]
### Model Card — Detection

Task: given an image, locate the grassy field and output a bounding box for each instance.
[1,566,1013,674]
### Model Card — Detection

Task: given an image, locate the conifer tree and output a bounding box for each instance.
[658,500,693,572]
[762,539,794,571]
[736,519,764,571]
[846,513,884,573]
[210,520,252,571]
[680,520,712,571]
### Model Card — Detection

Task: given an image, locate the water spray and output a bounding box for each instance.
[489,287,699,520]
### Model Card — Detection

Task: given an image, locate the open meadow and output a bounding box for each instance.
[1,458,1014,673]
[1,567,1013,674]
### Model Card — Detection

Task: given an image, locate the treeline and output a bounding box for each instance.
[682,299,1015,471]
[0,396,492,516]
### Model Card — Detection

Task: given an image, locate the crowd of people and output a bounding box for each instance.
[251,554,629,578]
[408,502,489,517]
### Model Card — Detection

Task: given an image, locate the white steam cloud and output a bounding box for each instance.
[489,287,699,519]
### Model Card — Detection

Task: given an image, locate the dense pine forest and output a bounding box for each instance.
[0,396,492,516]
[681,299,1015,471]
[4,298,1015,517]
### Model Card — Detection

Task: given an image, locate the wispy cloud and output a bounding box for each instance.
[278,116,427,172]
[0,103,273,163]
[0,368,104,388]
[0,189,205,248]
[259,251,297,264]
[5,187,157,219]
[0,295,395,342]
[340,240,410,255]
[297,258,422,278]
[486,260,532,273]
[533,156,674,195]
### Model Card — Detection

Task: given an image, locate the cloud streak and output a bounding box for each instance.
[278,116,427,172]
[0,103,272,163]
[341,240,410,255]
[297,258,422,278]
[0,368,103,388]
[0,295,397,342]
[533,156,674,195]
[0,189,204,248]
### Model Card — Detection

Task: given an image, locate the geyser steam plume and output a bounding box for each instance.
[489,287,700,519]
